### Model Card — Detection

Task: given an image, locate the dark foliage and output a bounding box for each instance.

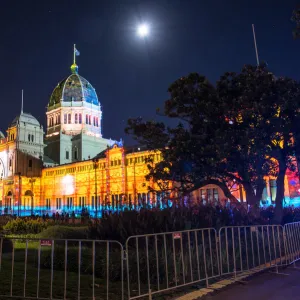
[126,65,300,223]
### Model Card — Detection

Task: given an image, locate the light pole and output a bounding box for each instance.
[29,178,36,216]
[92,158,99,218]
[16,172,21,216]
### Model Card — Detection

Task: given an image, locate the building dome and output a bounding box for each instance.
[11,112,40,127]
[49,67,99,107]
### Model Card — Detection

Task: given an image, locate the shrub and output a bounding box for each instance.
[37,225,88,239]
[3,218,49,234]
[0,215,14,230]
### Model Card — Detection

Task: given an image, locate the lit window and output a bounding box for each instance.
[68,114,71,124]
[46,199,51,209]
[56,198,62,209]
[75,114,78,124]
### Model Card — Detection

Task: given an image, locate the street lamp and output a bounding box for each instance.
[16,172,21,217]
[92,158,99,218]
[29,178,36,216]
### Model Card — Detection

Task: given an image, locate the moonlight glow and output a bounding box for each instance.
[137,24,149,37]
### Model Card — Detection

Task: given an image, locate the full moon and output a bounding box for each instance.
[137,24,149,37]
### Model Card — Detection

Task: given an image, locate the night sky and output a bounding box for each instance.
[0,0,299,144]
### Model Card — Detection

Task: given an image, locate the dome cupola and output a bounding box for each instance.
[46,45,102,139]
[48,73,99,107]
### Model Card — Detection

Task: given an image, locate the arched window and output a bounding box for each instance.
[58,114,61,124]
[79,114,82,124]
[89,115,91,125]
[75,114,78,124]
[68,113,71,124]
[28,134,30,142]
[96,117,99,127]
[64,114,67,124]
[86,115,88,124]
[31,135,34,142]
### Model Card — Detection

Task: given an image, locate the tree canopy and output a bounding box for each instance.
[126,64,300,222]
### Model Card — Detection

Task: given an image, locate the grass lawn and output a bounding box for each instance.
[0,245,124,300]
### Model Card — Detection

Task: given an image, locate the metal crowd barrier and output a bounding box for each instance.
[0,237,124,300]
[284,222,300,266]
[2,223,300,300]
[218,225,286,278]
[125,228,219,299]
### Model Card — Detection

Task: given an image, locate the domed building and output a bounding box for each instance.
[45,60,115,164]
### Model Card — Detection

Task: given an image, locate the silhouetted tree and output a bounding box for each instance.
[292,6,300,38]
[126,65,300,223]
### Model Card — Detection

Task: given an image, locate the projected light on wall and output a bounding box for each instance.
[62,174,75,195]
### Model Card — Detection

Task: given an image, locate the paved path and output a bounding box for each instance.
[202,265,300,300]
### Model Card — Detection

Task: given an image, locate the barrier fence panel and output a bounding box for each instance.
[284,222,300,265]
[0,237,124,300]
[219,225,286,277]
[126,228,219,300]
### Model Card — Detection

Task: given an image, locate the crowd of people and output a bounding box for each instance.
[40,208,91,224]
[5,201,300,230]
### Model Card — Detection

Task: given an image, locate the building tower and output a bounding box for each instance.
[45,45,115,164]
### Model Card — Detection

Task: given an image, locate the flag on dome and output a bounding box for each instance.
[75,47,80,56]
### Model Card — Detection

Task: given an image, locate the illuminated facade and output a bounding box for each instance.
[0,52,166,216]
[0,50,300,216]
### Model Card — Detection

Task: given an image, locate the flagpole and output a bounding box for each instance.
[252,24,260,66]
[21,89,23,114]
[74,44,76,64]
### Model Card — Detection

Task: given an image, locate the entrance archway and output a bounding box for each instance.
[24,190,33,212]
[5,191,12,213]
